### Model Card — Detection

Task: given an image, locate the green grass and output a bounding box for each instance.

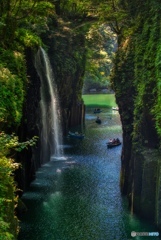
[82,94,117,108]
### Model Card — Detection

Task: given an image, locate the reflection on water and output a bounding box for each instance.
[18,108,160,240]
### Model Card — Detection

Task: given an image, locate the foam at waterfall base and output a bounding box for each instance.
[50,155,70,161]
[59,144,73,149]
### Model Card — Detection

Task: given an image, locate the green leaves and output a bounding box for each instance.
[0,132,38,238]
[0,65,24,128]
[0,154,18,239]
[0,0,55,47]
[16,28,42,47]
[83,24,117,91]
[0,132,39,156]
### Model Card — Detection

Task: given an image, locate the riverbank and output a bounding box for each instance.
[82,94,117,108]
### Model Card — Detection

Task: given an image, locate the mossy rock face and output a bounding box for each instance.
[16,17,87,192]
[111,3,161,227]
[140,150,158,221]
[41,18,86,131]
[16,198,28,215]
[128,149,159,222]
[48,32,86,108]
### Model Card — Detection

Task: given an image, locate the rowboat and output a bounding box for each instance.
[107,138,121,148]
[68,131,84,139]
[94,109,102,114]
[112,107,119,111]
[107,142,121,148]
[95,118,101,124]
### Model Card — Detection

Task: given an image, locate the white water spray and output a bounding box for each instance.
[35,47,63,162]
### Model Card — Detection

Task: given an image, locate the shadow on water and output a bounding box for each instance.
[18,108,160,240]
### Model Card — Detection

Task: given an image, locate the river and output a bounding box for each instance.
[18,108,160,240]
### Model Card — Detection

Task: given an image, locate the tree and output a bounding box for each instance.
[0,0,55,47]
[83,24,117,92]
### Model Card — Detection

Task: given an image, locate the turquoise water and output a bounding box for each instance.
[18,108,160,240]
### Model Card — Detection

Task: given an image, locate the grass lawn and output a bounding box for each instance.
[82,94,117,108]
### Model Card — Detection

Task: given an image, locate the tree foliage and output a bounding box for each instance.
[0,131,38,239]
[83,24,117,92]
[0,0,55,238]
[0,65,24,129]
[0,0,56,130]
[0,156,18,240]
[0,0,54,47]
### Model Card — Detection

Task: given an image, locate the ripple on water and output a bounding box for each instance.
[21,192,43,201]
[18,108,160,240]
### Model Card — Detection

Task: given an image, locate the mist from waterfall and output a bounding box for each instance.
[35,47,63,162]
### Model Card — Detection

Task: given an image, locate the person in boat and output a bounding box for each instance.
[108,138,120,145]
[75,131,83,136]
[109,138,117,143]
[75,131,79,135]
[96,116,101,124]
[94,108,100,112]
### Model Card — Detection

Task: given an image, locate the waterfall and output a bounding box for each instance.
[35,47,63,162]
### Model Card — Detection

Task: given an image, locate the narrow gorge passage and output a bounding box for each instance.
[18,108,158,240]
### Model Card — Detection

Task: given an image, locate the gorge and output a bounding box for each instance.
[18,106,159,240]
[1,0,161,239]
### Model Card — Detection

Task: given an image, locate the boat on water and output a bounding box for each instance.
[107,138,121,148]
[68,131,85,139]
[94,108,102,114]
[112,107,119,111]
[95,117,101,124]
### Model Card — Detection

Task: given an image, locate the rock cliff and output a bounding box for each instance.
[18,18,86,190]
[111,2,161,229]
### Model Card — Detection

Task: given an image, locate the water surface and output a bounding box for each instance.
[18,108,160,240]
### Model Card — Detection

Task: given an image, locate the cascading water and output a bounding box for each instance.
[35,47,63,162]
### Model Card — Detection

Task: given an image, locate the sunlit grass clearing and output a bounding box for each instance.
[82,94,117,108]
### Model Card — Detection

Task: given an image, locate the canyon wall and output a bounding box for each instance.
[17,18,86,190]
[111,1,161,229]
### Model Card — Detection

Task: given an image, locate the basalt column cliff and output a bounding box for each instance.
[18,18,86,190]
[111,1,161,230]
